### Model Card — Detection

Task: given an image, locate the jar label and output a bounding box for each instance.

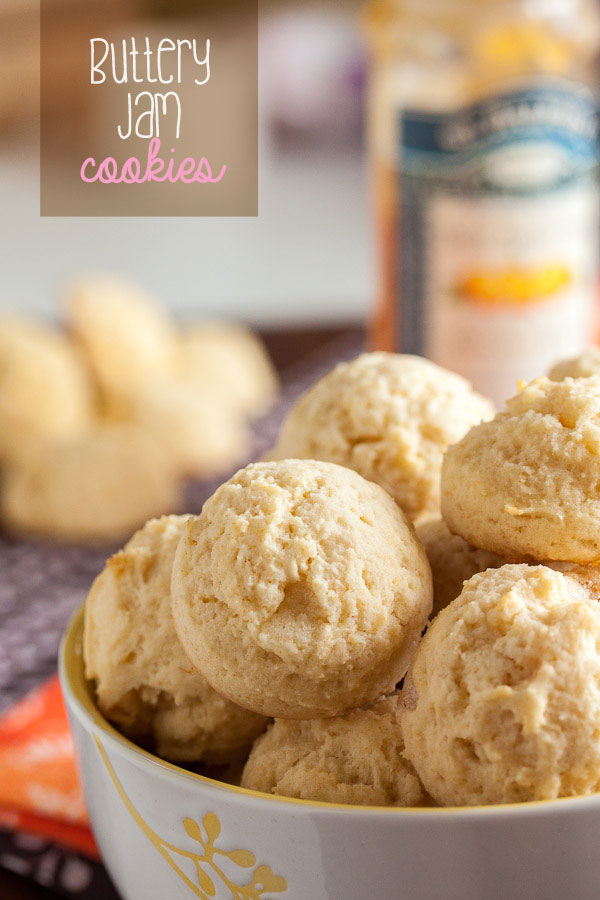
[398,82,599,402]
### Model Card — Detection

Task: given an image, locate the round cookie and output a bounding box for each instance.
[1,425,182,543]
[129,380,250,479]
[66,276,178,411]
[416,517,506,617]
[171,459,433,718]
[442,376,600,563]
[548,349,600,382]
[181,323,278,418]
[401,564,600,806]
[241,696,426,806]
[268,353,494,521]
[0,319,94,463]
[85,516,267,763]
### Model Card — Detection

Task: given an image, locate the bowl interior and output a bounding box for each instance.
[61,605,243,790]
[60,604,600,818]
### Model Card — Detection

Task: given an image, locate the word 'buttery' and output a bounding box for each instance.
[90,37,211,87]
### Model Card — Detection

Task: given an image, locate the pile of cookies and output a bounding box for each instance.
[0,276,277,542]
[84,348,600,808]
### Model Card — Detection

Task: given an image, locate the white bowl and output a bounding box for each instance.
[60,606,600,900]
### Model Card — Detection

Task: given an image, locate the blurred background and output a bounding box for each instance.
[0,0,370,328]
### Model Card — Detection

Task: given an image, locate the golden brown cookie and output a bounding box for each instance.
[402,564,600,805]
[241,696,425,806]
[416,517,506,616]
[269,353,494,521]
[171,459,432,718]
[84,515,268,763]
[442,376,600,563]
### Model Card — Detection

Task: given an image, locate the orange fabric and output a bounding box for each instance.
[0,677,97,857]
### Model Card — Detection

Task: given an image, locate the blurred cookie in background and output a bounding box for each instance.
[0,424,182,543]
[0,318,95,465]
[129,379,251,480]
[0,274,279,543]
[65,276,180,418]
[181,322,279,419]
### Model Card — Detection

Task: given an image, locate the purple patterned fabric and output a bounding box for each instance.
[0,331,363,899]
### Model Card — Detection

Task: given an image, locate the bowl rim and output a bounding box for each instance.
[60,604,600,820]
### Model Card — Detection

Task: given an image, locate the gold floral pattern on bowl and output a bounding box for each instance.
[95,736,287,899]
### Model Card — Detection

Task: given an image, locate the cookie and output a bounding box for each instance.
[1,425,182,542]
[181,323,279,418]
[268,353,494,521]
[442,376,600,562]
[401,564,600,805]
[171,459,432,718]
[548,349,600,381]
[241,696,425,806]
[416,517,506,617]
[66,276,178,411]
[85,516,267,763]
[0,319,94,463]
[129,380,250,479]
